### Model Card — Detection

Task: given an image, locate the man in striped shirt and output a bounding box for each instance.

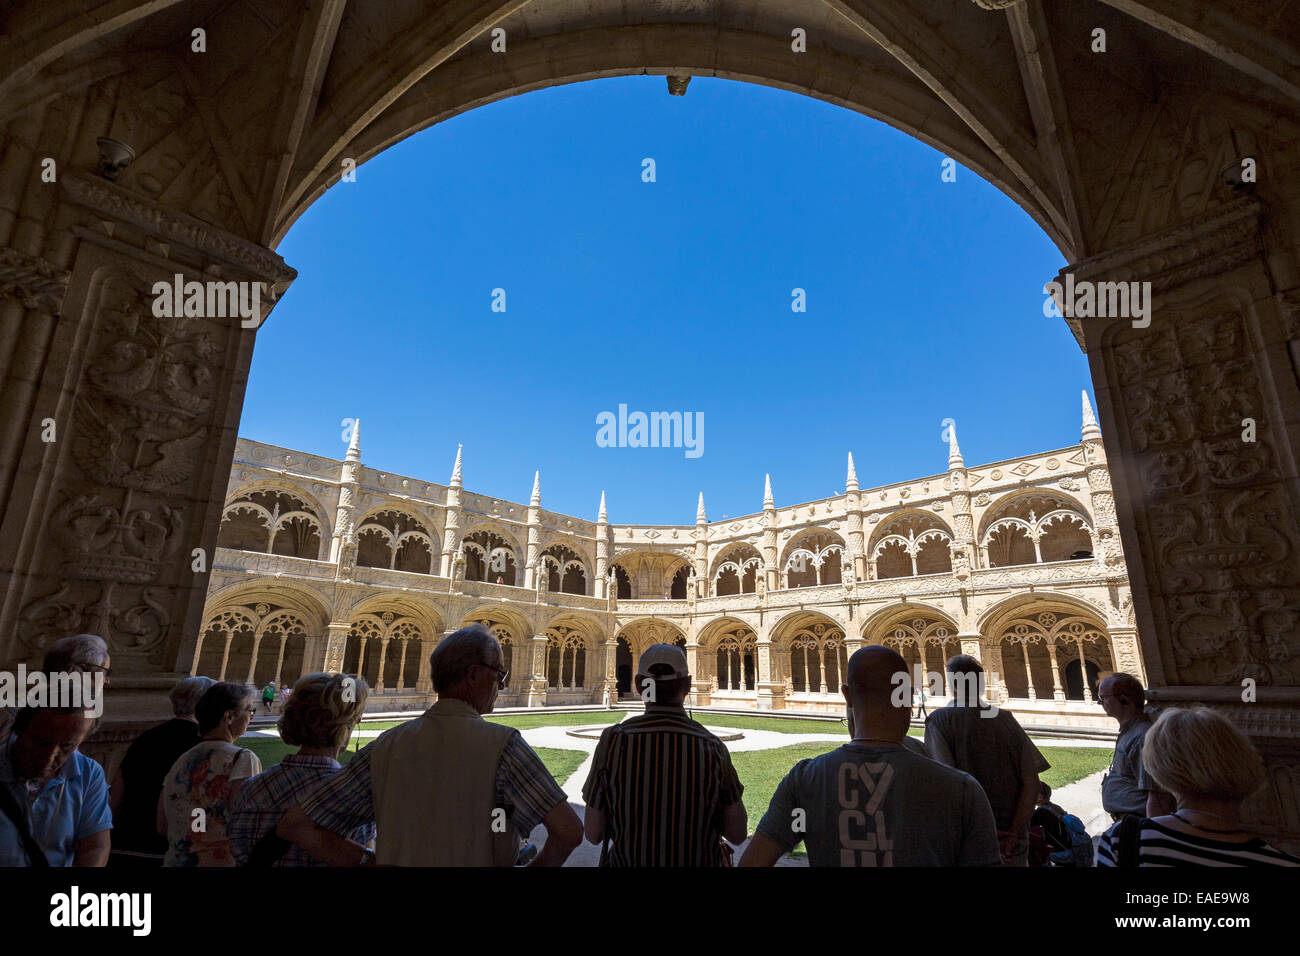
[581,644,746,866]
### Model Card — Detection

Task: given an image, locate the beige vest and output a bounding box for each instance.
[369,698,519,866]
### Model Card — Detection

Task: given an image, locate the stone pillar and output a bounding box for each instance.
[218,631,234,681]
[1063,197,1300,849]
[375,637,390,692]
[189,632,205,676]
[323,622,350,674]
[689,638,712,707]
[356,637,368,679]
[525,634,548,707]
[396,638,408,691]
[1046,640,1066,702]
[245,631,264,685]
[1107,626,1145,685]
[1074,639,1093,703]
[1020,640,1036,701]
[980,640,1007,704]
[415,638,434,694]
[0,169,296,771]
[601,636,617,705]
[755,637,783,710]
[273,634,287,688]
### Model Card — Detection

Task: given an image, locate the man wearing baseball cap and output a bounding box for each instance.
[581,643,746,865]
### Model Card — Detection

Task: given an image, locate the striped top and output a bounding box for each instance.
[1097,817,1300,867]
[228,754,375,867]
[581,707,743,867]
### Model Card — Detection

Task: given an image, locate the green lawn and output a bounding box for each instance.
[533,747,589,785]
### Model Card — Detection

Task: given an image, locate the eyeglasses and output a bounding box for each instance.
[477,663,509,689]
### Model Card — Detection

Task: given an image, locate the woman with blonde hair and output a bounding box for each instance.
[1098,706,1299,867]
[228,673,372,866]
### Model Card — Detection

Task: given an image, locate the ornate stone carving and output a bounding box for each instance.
[0,248,71,313]
[61,172,296,288]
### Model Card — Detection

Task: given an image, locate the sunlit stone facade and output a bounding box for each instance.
[199,395,1142,731]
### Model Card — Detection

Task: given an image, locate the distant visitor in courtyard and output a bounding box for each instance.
[158,682,261,866]
[582,643,746,865]
[277,625,582,865]
[229,673,372,866]
[1097,707,1300,867]
[924,654,1048,866]
[108,675,213,867]
[739,645,1000,867]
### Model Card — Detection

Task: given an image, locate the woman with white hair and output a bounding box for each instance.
[157,681,261,866]
[107,676,214,867]
[1098,706,1300,867]
[228,673,371,866]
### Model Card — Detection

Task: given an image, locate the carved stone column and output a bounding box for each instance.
[375,637,390,692]
[1066,197,1300,850]
[1107,626,1145,685]
[415,638,434,695]
[0,170,294,771]
[1046,640,1066,702]
[323,622,350,674]
[754,637,782,710]
[526,634,548,707]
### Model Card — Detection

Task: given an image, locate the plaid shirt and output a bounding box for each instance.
[300,732,564,845]
[228,754,375,867]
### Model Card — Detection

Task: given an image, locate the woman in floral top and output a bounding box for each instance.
[158,682,261,866]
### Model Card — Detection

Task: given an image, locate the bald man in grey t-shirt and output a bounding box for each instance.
[740,645,1000,867]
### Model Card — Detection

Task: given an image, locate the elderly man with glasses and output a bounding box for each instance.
[278,625,582,866]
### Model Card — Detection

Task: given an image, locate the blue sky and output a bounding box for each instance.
[246,76,1083,525]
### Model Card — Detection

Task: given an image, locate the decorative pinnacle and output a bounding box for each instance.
[597,490,607,523]
[948,423,964,469]
[449,443,463,486]
[346,418,361,461]
[763,473,774,508]
[696,492,707,523]
[845,453,858,492]
[1082,390,1101,440]
[531,470,541,505]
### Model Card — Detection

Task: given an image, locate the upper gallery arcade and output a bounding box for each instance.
[199,394,1143,730]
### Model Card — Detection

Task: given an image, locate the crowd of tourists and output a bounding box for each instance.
[1,627,1296,867]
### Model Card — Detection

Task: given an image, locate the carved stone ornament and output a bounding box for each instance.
[0,247,71,314]
[60,171,296,288]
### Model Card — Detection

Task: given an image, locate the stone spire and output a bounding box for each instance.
[525,470,542,588]
[595,489,610,599]
[1082,390,1102,441]
[346,418,361,461]
[696,492,707,524]
[844,455,865,579]
[761,475,778,592]
[440,445,465,574]
[947,422,964,469]
[330,417,363,569]
[449,443,463,487]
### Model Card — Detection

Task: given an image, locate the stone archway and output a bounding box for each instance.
[2,0,1299,848]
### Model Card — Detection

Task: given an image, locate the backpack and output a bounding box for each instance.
[1049,812,1094,867]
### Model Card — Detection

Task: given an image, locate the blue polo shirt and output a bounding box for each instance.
[0,738,113,866]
